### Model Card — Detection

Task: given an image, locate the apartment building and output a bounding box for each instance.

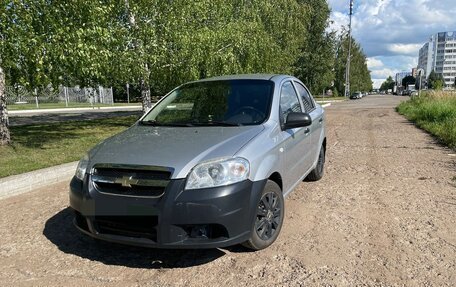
[418,31,456,87]
[395,71,412,88]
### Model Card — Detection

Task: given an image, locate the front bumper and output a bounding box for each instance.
[69,175,266,248]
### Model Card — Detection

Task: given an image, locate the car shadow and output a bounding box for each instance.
[43,207,226,269]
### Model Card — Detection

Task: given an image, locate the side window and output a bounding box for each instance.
[294,82,315,112]
[279,81,302,124]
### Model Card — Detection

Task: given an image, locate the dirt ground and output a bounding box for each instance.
[0,95,455,286]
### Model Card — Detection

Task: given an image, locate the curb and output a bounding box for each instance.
[0,161,78,200]
[321,103,331,108]
[316,100,345,104]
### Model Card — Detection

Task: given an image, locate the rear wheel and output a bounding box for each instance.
[306,144,325,181]
[242,181,284,250]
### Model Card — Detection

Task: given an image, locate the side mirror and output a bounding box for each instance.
[284,112,312,129]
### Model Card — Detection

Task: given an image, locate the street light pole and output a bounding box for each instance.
[344,0,354,98]
[126,83,130,103]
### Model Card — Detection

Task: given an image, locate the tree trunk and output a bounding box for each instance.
[140,63,152,113]
[0,67,11,145]
[140,79,152,113]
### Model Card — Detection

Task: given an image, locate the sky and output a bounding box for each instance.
[327,0,456,88]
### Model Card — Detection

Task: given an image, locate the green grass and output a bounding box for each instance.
[8,102,140,110]
[0,115,139,178]
[397,91,456,149]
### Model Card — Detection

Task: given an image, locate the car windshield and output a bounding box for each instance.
[141,80,274,126]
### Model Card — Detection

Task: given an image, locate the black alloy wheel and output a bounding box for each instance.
[255,192,281,240]
[306,144,325,181]
[243,180,284,250]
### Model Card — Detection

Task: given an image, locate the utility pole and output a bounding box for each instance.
[344,0,354,98]
[417,68,424,97]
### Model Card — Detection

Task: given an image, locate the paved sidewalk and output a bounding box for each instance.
[9,105,142,115]
[0,161,78,200]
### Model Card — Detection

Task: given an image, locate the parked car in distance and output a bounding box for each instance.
[350,91,363,99]
[70,74,327,250]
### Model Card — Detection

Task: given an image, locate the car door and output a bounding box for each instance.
[279,81,314,193]
[293,81,323,163]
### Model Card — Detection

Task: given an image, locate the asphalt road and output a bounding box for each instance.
[0,95,455,286]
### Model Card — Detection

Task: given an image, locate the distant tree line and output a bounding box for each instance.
[380,76,395,91]
[0,0,372,145]
[380,70,449,93]
[333,32,373,96]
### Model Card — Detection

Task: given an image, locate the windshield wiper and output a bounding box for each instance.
[139,120,195,127]
[140,120,240,127]
[139,120,159,126]
[192,121,242,127]
[161,122,195,127]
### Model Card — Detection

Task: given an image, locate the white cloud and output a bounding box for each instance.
[372,79,385,89]
[367,57,384,69]
[328,0,456,84]
[327,11,348,34]
[371,70,398,89]
[386,44,423,56]
[371,68,399,79]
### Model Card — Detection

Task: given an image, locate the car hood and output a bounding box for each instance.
[88,124,264,179]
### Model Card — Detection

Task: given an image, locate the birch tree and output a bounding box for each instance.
[0,67,10,145]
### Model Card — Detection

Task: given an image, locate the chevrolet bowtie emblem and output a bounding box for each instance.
[116,176,139,188]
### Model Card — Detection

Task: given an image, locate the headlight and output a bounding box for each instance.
[185,157,250,190]
[75,154,89,180]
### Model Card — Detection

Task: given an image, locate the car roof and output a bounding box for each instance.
[191,74,298,83]
[199,74,277,81]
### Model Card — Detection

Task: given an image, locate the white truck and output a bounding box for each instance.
[406,84,416,95]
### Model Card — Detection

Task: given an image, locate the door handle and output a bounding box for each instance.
[304,128,310,134]
[319,118,323,123]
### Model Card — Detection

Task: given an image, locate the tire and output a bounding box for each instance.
[306,144,325,181]
[242,180,284,250]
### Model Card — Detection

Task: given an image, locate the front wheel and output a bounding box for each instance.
[306,144,325,181]
[242,180,284,250]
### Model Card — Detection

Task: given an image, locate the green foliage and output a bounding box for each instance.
[334,32,372,95]
[380,76,395,91]
[427,71,445,90]
[0,0,117,89]
[293,0,335,95]
[402,75,416,87]
[433,79,444,90]
[1,0,371,99]
[397,92,456,148]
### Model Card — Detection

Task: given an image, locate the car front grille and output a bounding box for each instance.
[94,216,158,241]
[91,164,172,197]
